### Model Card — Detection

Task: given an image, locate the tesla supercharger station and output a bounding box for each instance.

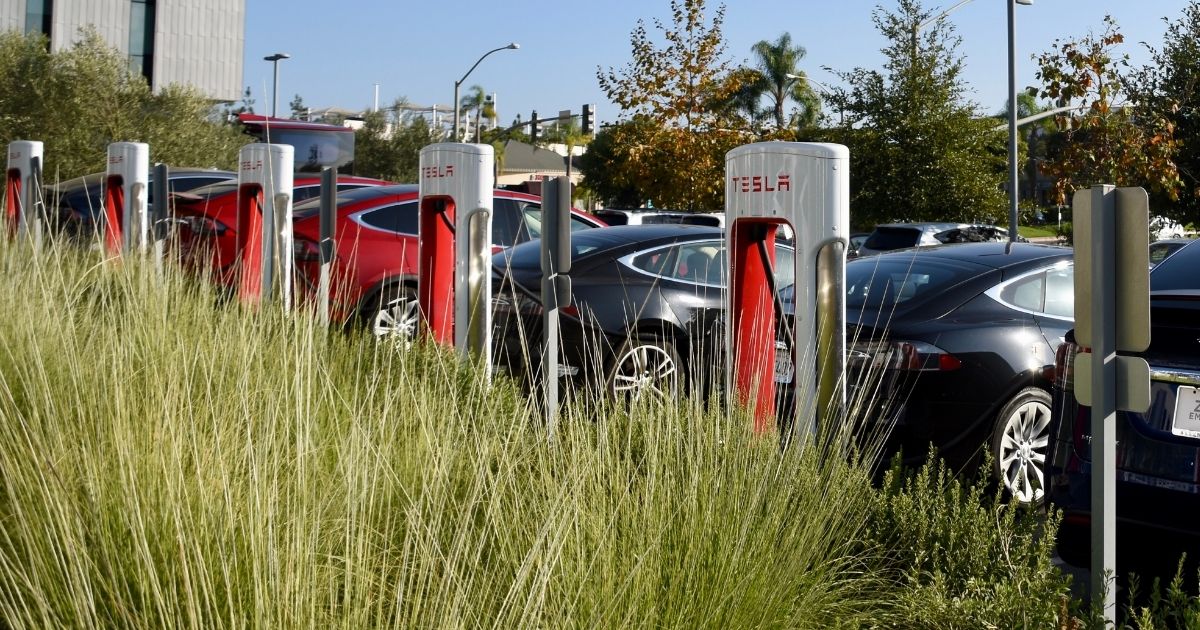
[235,143,295,308]
[4,140,43,243]
[102,142,149,256]
[417,143,494,366]
[725,142,849,437]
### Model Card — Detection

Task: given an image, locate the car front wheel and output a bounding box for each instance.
[992,387,1052,504]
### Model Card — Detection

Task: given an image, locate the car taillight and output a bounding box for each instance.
[1053,339,1082,393]
[292,237,320,261]
[849,340,961,372]
[182,215,228,236]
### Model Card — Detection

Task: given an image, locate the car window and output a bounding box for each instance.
[1151,240,1200,291]
[629,246,679,278]
[1043,267,1074,318]
[492,198,523,248]
[1149,242,1182,266]
[846,256,985,311]
[863,227,921,251]
[1001,272,1045,312]
[357,201,417,235]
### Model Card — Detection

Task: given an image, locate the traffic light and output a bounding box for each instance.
[581,103,594,135]
[530,110,541,143]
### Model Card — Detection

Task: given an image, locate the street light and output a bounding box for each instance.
[453,43,519,142]
[1008,0,1034,243]
[264,53,290,118]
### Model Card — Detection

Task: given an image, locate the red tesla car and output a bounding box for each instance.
[287,184,606,335]
[172,174,390,283]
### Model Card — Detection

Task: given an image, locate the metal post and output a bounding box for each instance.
[453,81,461,142]
[152,163,169,274]
[1007,0,1021,242]
[1088,184,1117,621]
[541,176,572,439]
[318,167,336,326]
[27,155,43,253]
[272,60,280,118]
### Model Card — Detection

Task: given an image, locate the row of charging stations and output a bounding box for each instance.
[409,141,849,438]
[8,136,848,438]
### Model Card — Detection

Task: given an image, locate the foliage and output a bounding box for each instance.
[748,32,820,131]
[0,29,246,181]
[1035,16,1182,206]
[595,0,749,210]
[1128,1,1200,227]
[862,450,1074,628]
[288,93,306,119]
[457,84,495,143]
[351,99,434,182]
[575,118,649,207]
[825,0,1007,228]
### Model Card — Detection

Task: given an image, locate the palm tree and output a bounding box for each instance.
[458,84,497,142]
[750,33,819,130]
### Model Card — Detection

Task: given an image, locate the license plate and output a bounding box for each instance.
[1170,385,1200,439]
[774,341,794,384]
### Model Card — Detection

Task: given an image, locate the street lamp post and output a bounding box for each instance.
[264,53,290,118]
[1008,0,1034,243]
[453,43,519,142]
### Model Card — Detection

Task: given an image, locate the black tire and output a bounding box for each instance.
[607,334,683,404]
[991,386,1053,505]
[363,284,419,342]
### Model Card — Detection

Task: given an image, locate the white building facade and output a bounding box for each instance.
[1,0,244,101]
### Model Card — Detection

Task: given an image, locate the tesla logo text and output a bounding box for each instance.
[108,155,124,165]
[8,151,21,160]
[731,174,790,193]
[240,159,263,172]
[423,165,454,178]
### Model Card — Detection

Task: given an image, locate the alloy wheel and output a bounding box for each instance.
[610,342,679,403]
[996,396,1052,504]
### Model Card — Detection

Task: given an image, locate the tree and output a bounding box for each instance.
[749,33,820,130]
[595,0,748,210]
[457,84,495,143]
[0,29,246,181]
[576,118,652,207]
[289,93,306,120]
[1128,2,1200,226]
[826,0,1007,228]
[1035,16,1181,207]
[351,99,434,182]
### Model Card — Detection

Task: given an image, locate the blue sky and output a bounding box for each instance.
[243,0,1192,126]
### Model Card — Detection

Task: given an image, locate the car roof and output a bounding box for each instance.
[858,241,1071,269]
[572,224,723,244]
[46,168,235,192]
[874,222,993,232]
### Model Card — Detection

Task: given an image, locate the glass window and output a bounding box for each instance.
[25,0,52,37]
[863,227,921,251]
[629,246,678,278]
[490,198,523,248]
[1151,240,1200,292]
[128,0,156,83]
[358,202,417,235]
[846,256,985,311]
[1043,267,1074,318]
[1001,272,1045,312]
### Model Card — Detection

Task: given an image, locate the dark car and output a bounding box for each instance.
[286,185,606,332]
[46,167,236,240]
[856,222,1013,257]
[1047,239,1200,571]
[844,243,1074,502]
[492,225,795,401]
[1148,238,1193,267]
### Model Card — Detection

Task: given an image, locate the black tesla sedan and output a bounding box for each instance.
[1046,239,1200,571]
[839,242,1075,502]
[492,224,795,402]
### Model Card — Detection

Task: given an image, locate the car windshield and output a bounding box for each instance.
[1151,240,1200,291]
[863,227,921,250]
[845,254,987,311]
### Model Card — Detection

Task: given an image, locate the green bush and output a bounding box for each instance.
[861,449,1073,628]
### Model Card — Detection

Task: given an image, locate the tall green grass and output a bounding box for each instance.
[0,239,895,627]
